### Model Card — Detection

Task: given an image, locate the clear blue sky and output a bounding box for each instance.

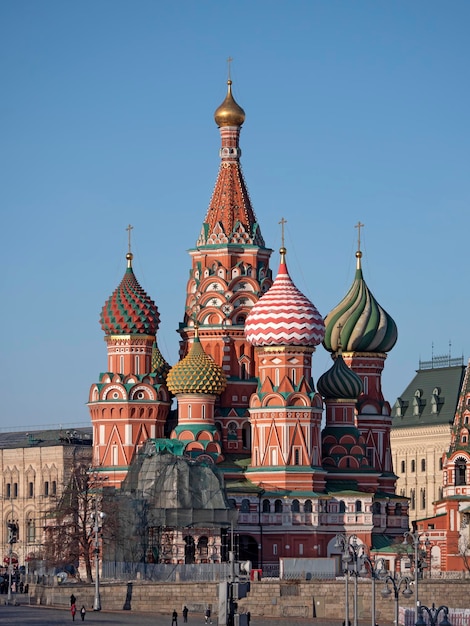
[1,1,469,430]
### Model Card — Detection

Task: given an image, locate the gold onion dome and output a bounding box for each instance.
[214,80,246,127]
[166,334,227,395]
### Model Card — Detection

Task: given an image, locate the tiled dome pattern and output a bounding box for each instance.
[245,257,325,347]
[151,342,170,380]
[101,260,160,336]
[166,337,227,395]
[317,353,363,399]
[323,253,397,354]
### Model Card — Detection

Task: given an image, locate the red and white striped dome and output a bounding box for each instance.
[245,249,325,347]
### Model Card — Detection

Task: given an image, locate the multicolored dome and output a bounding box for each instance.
[245,248,325,347]
[151,341,170,380]
[100,253,160,336]
[166,334,227,395]
[323,251,398,353]
[317,352,363,399]
[214,80,246,127]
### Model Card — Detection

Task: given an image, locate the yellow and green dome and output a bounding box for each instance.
[166,335,227,395]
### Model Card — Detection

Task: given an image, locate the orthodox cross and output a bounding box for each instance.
[227,56,233,80]
[126,224,133,254]
[279,217,287,248]
[355,221,364,251]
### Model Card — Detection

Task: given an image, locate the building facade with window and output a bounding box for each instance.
[390,356,465,523]
[416,361,470,571]
[0,428,92,573]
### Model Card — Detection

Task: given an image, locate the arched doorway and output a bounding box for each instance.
[238,535,259,568]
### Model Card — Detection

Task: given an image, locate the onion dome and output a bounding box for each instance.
[323,251,397,353]
[166,332,227,395]
[214,80,246,127]
[151,341,170,380]
[245,247,325,347]
[100,253,160,336]
[317,352,363,399]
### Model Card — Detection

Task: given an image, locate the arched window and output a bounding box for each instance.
[411,460,416,473]
[339,500,346,513]
[274,499,283,513]
[439,457,443,471]
[456,460,467,486]
[410,489,416,510]
[401,460,406,473]
[420,488,426,509]
[262,499,270,513]
[241,499,250,513]
[372,502,381,514]
[355,500,362,512]
[421,458,426,472]
[291,499,300,513]
[304,500,312,513]
[395,503,402,515]
[198,536,209,558]
[294,449,300,465]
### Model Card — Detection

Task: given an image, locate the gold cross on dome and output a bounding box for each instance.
[227,57,233,80]
[126,224,134,254]
[355,221,364,252]
[279,217,287,248]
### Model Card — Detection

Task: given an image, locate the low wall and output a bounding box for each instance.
[28,578,470,622]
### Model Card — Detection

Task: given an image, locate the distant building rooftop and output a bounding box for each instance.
[0,426,92,450]
[391,355,466,430]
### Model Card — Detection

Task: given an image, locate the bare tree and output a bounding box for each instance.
[43,464,116,583]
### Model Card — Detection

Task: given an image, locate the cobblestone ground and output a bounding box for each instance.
[0,602,393,626]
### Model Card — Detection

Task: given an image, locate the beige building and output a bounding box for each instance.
[390,356,465,523]
[0,427,92,571]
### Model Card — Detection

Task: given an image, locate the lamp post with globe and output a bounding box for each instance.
[381,573,413,626]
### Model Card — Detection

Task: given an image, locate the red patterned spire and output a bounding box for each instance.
[245,247,325,347]
[196,79,265,247]
[100,253,160,336]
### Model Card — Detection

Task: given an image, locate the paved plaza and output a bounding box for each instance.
[0,603,361,626]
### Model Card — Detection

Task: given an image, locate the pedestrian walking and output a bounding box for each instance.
[70,593,76,606]
[80,605,86,621]
[183,606,189,622]
[205,607,212,624]
[71,603,77,621]
[247,611,251,625]
[172,609,178,626]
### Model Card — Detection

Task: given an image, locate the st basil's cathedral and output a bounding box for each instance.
[88,78,407,571]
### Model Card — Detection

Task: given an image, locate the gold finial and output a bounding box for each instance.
[354,221,364,268]
[194,322,200,340]
[227,56,233,81]
[279,217,287,263]
[126,224,134,268]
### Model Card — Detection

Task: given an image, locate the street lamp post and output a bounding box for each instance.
[91,498,105,612]
[415,603,452,626]
[335,533,363,626]
[359,554,386,626]
[403,531,430,616]
[381,573,413,626]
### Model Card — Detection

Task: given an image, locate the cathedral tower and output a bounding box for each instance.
[179,78,273,453]
[323,227,398,492]
[88,246,171,487]
[245,243,326,491]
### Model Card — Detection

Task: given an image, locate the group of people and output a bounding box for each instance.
[70,594,86,621]
[171,605,204,626]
